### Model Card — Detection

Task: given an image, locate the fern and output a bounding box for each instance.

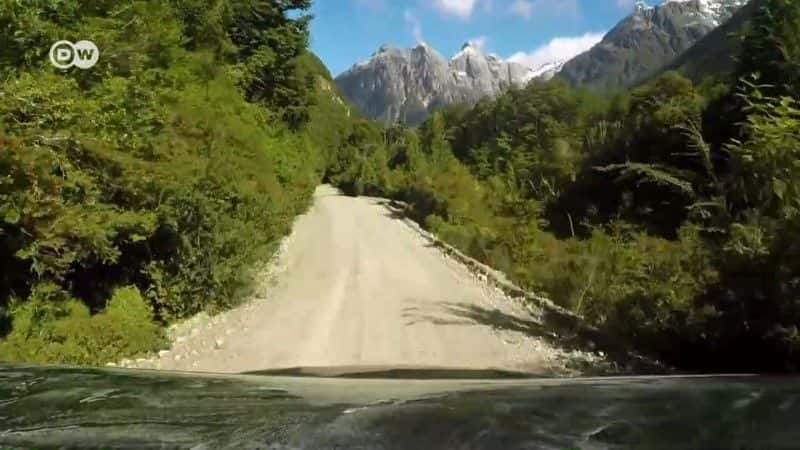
[596,162,696,197]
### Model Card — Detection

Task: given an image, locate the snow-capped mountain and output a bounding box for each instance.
[334,0,749,122]
[663,0,749,26]
[558,0,749,90]
[530,60,567,82]
[665,0,755,80]
[335,41,534,125]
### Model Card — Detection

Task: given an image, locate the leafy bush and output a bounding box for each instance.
[0,285,163,365]
[691,85,800,370]
[526,225,716,339]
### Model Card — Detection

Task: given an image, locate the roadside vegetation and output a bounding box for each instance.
[327,0,800,372]
[0,0,358,364]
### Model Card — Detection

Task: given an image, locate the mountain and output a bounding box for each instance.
[334,42,535,125]
[667,0,755,82]
[557,0,748,91]
[529,60,567,81]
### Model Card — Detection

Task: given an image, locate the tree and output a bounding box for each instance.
[737,0,800,96]
[421,111,452,167]
[227,0,314,127]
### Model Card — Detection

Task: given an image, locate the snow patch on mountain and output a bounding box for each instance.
[651,0,748,26]
[529,60,567,81]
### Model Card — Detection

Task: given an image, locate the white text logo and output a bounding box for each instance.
[49,40,99,70]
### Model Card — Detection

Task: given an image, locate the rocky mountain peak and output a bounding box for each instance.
[634,0,650,13]
[412,42,438,54]
[633,0,747,25]
[451,41,487,62]
[530,60,567,81]
[335,42,534,125]
[459,40,482,51]
[460,41,478,51]
[557,0,749,90]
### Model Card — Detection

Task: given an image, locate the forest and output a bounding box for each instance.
[1,0,799,373]
[327,0,800,372]
[0,0,348,363]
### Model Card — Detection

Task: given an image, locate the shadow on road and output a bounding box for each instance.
[378,197,672,375]
[403,301,672,376]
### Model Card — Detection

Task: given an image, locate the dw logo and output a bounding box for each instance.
[49,40,100,70]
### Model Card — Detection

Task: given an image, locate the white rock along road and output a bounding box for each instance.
[125,185,600,375]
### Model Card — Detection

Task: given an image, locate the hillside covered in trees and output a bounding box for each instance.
[0,0,362,364]
[327,0,800,372]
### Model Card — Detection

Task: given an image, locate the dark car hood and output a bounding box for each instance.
[1,364,799,449]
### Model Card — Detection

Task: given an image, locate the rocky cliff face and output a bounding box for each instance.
[557,0,748,91]
[335,42,535,125]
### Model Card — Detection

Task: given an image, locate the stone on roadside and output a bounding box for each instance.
[214,338,224,349]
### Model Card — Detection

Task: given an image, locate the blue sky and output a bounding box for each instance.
[309,0,639,76]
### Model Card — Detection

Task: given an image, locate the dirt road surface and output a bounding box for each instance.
[124,185,600,375]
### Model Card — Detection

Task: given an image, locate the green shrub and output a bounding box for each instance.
[0,285,163,365]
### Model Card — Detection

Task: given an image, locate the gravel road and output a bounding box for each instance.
[123,185,601,375]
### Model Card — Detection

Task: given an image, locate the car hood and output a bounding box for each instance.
[1,364,799,449]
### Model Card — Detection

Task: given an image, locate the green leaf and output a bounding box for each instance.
[2,208,21,225]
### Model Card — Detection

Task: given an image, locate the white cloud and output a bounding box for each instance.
[616,0,637,9]
[432,0,489,20]
[509,0,533,19]
[508,0,580,20]
[404,9,424,44]
[507,31,604,68]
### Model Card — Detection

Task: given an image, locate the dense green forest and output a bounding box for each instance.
[327,0,800,372]
[2,0,799,373]
[0,0,359,363]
